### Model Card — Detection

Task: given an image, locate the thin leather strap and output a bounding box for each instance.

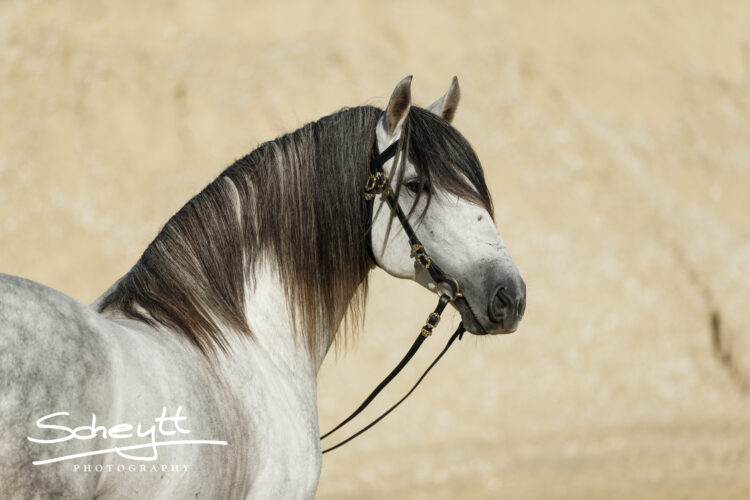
[321,322,466,454]
[324,137,466,453]
[320,294,451,441]
[367,140,459,296]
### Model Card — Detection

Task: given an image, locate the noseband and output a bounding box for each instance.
[320,138,468,454]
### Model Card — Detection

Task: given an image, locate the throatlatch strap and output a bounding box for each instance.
[321,322,465,454]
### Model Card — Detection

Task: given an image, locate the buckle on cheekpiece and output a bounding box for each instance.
[364,172,391,200]
[411,244,431,269]
[421,312,442,337]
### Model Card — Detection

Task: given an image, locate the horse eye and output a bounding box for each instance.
[404,179,422,194]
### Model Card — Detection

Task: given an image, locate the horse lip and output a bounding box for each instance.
[462,319,518,335]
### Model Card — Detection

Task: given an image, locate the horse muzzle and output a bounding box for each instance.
[487,276,526,333]
[454,270,526,335]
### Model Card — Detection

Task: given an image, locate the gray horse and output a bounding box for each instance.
[0,77,525,498]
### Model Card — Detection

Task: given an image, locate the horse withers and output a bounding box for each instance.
[0,77,525,499]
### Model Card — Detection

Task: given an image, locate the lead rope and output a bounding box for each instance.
[320,138,466,454]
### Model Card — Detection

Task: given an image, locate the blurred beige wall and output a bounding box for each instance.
[2,1,750,498]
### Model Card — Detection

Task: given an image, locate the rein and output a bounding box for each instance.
[320,138,467,454]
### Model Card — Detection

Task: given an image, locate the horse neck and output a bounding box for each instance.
[95,107,380,376]
[236,259,339,376]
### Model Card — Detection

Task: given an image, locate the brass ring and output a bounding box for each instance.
[435,274,462,302]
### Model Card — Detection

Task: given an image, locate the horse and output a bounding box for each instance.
[0,76,525,499]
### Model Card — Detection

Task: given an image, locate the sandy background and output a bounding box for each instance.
[2,1,750,498]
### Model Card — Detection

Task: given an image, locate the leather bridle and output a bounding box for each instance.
[320,137,469,454]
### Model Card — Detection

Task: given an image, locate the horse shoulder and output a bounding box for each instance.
[0,274,115,498]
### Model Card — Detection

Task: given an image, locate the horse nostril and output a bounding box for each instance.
[488,287,510,323]
[517,296,526,318]
[489,285,525,326]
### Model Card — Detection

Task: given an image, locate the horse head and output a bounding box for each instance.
[370,76,526,334]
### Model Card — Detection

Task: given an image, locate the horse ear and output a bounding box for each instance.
[427,76,461,123]
[384,75,413,134]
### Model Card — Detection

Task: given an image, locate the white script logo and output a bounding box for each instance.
[27,406,227,465]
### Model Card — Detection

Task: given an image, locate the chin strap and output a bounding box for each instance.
[320,294,465,454]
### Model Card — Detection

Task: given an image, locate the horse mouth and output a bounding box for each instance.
[454,295,522,335]
[473,325,519,336]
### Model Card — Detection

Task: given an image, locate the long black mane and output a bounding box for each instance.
[98,105,492,360]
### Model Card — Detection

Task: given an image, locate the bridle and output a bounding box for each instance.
[363,141,464,301]
[319,137,471,454]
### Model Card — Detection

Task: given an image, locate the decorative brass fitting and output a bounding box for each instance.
[421,311,442,337]
[364,172,391,200]
[411,244,431,269]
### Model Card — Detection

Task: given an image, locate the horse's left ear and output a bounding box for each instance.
[384,75,413,135]
[427,76,461,123]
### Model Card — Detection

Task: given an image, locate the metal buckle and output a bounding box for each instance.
[364,172,391,200]
[421,311,441,337]
[411,244,431,269]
